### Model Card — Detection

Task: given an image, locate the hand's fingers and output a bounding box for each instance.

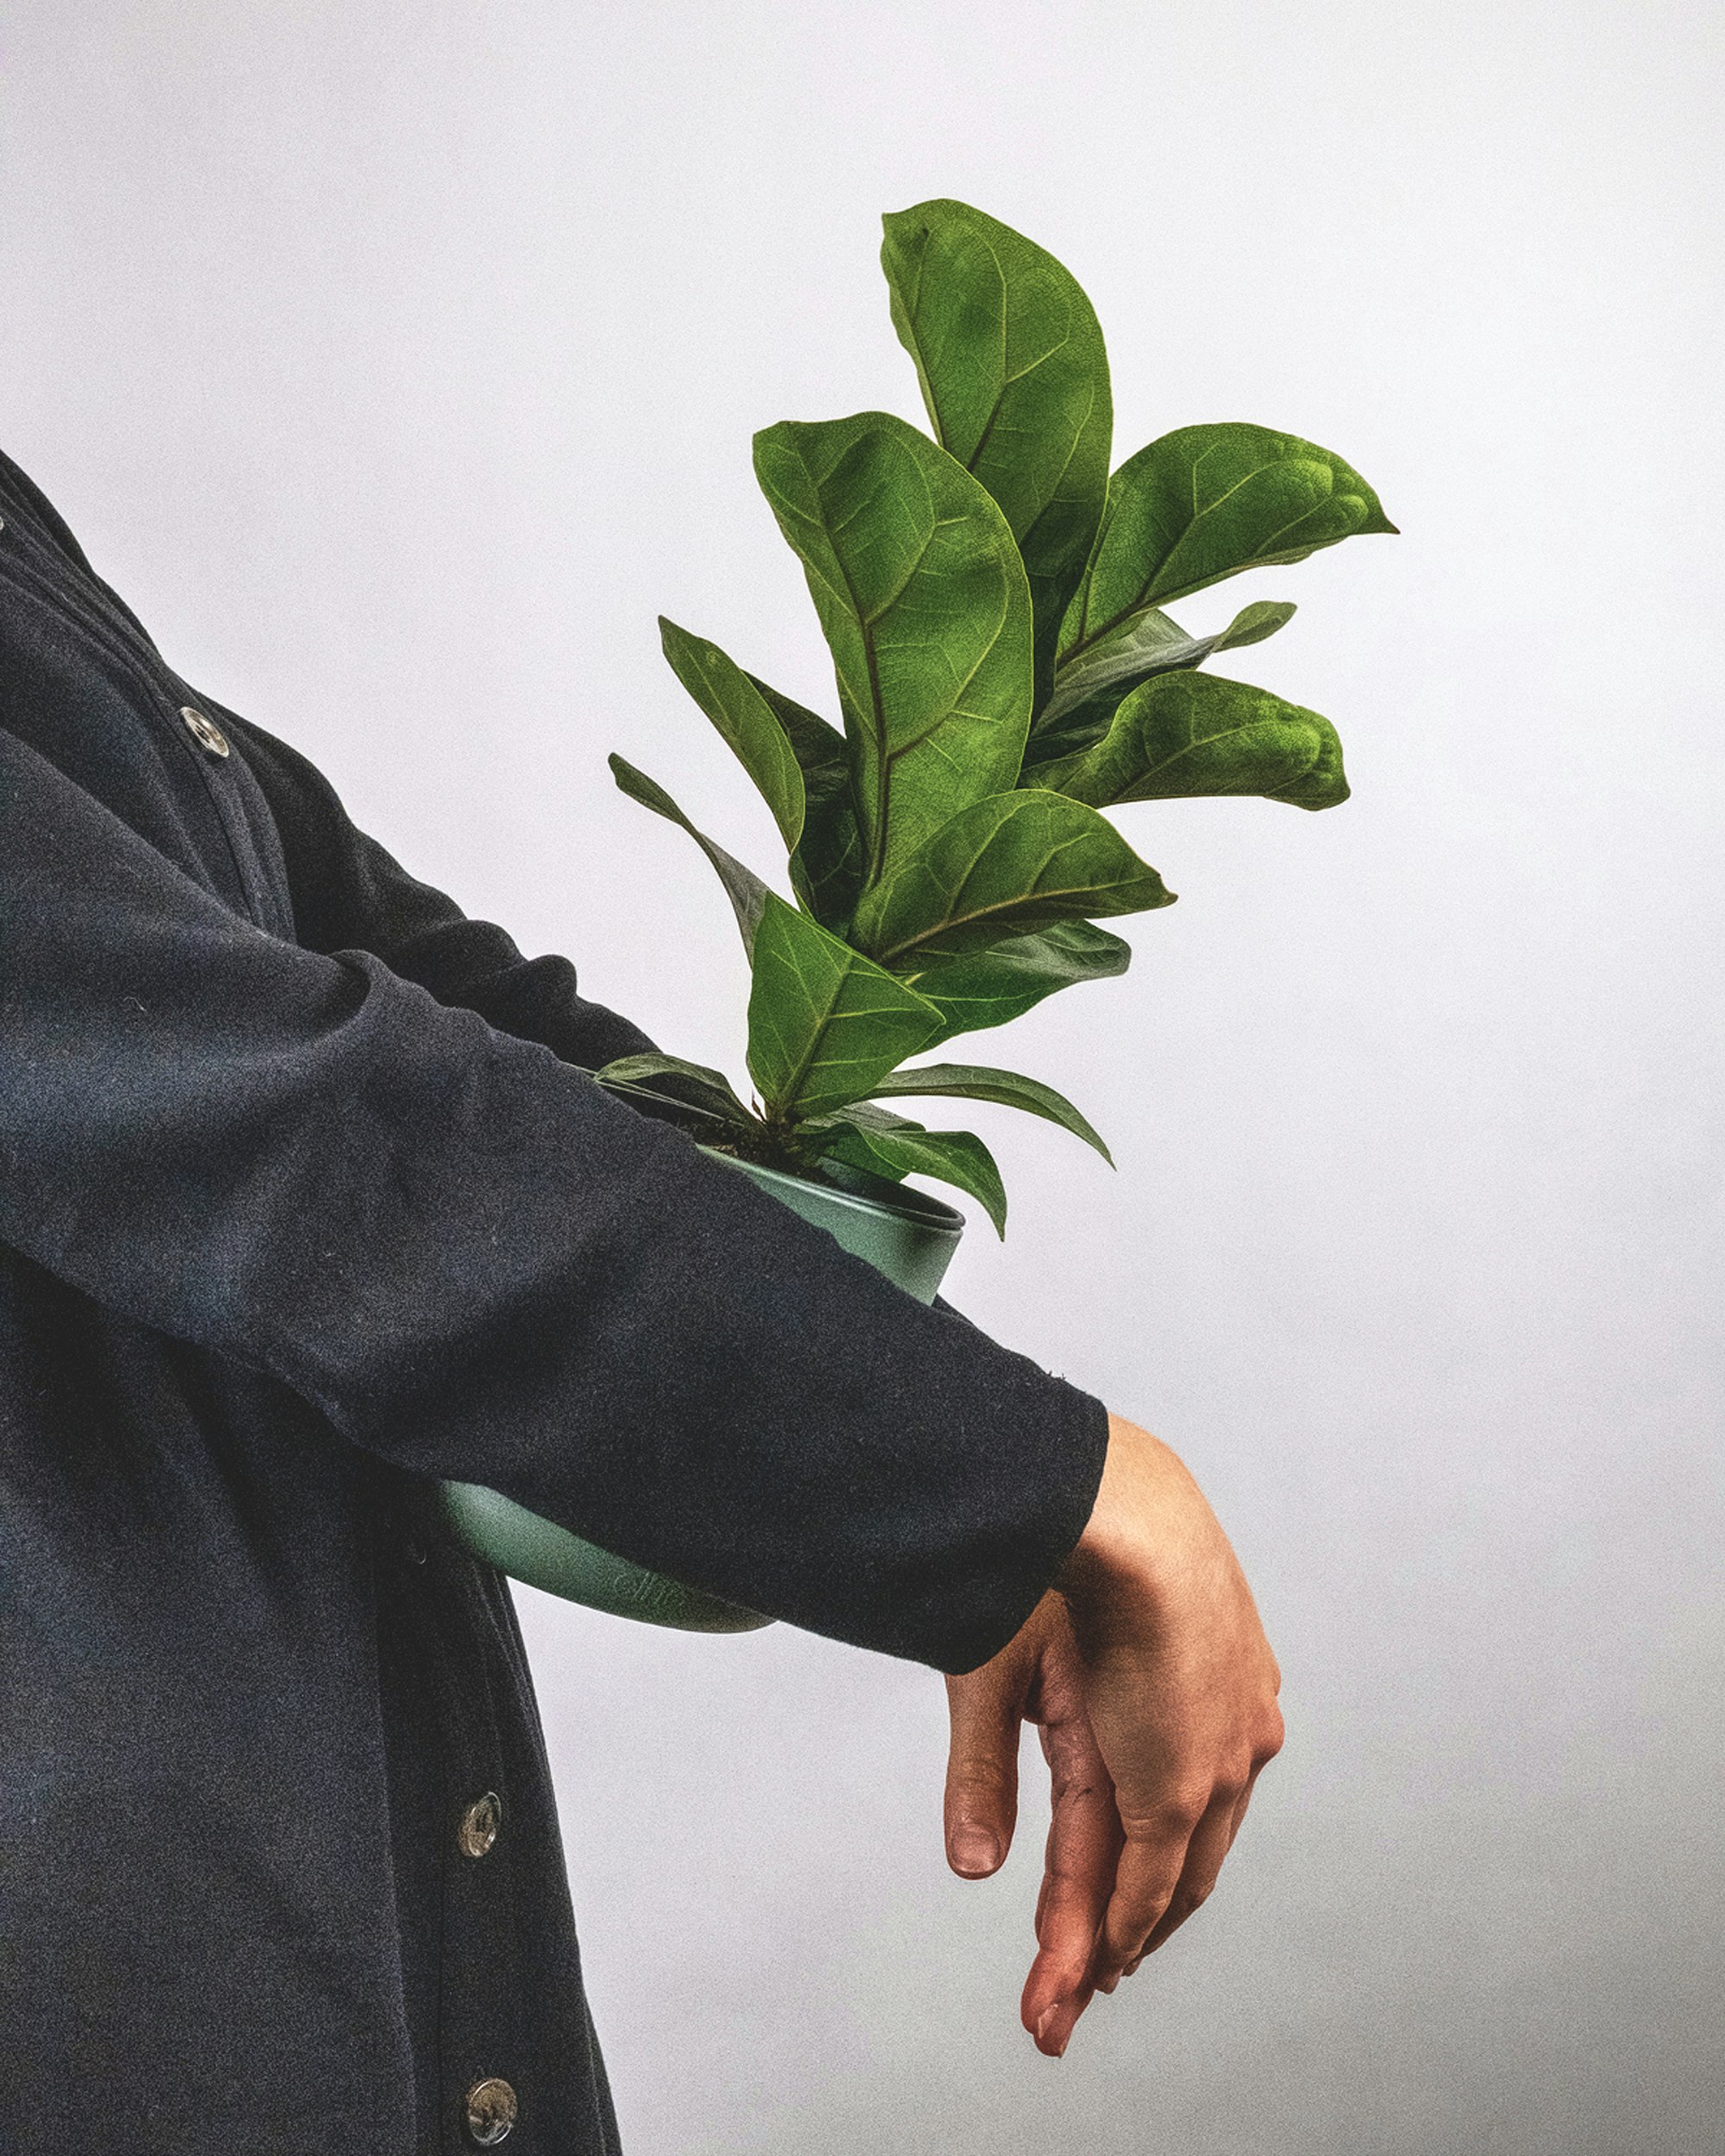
[1136,1784,1239,1959]
[944,1669,1023,1878]
[1019,1712,1121,2059]
[1088,1791,1208,1990]
[1117,1770,1264,1980]
[1095,1757,1263,1989]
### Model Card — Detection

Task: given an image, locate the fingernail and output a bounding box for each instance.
[1034,2003,1068,2057]
[950,1827,1000,1877]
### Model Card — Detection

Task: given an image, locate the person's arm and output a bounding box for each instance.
[0,721,1107,1670]
[208,702,658,1072]
[213,709,1286,2044]
[942,1415,1284,2055]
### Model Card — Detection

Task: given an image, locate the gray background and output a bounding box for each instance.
[3,2,1720,2149]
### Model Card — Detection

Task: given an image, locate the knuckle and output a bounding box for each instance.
[1120,1786,1204,1841]
[946,1760,1013,1801]
[1153,1784,1210,1835]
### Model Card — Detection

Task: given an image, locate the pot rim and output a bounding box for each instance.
[697,1144,965,1238]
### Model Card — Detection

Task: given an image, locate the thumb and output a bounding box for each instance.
[944,1664,1025,1879]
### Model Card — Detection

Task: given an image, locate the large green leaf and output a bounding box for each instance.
[881,198,1112,702]
[819,1113,1008,1238]
[752,411,1033,888]
[868,1062,1111,1162]
[746,893,944,1119]
[608,754,770,951]
[658,618,806,852]
[595,1053,755,1127]
[900,919,1132,1040]
[1034,598,1295,751]
[1032,670,1350,812]
[745,673,866,931]
[850,788,1174,965]
[1060,423,1396,667]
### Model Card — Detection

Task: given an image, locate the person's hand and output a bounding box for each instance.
[942,1414,1283,2057]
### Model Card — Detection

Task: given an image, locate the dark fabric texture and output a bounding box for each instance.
[0,445,1110,2154]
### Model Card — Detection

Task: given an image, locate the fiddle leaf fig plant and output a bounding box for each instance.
[599,197,1395,1235]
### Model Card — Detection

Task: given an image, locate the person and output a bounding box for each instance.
[0,442,1283,2155]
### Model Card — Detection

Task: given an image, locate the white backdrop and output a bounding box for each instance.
[3,3,1721,2150]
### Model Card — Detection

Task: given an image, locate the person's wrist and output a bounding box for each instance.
[1055,1413,1206,1629]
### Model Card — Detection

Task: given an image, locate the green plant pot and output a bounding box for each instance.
[438,1148,965,1630]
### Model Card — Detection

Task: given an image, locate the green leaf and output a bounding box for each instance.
[745,892,944,1119]
[595,1053,755,1126]
[1214,598,1298,649]
[658,618,806,852]
[820,1115,1008,1238]
[745,673,867,931]
[752,411,1033,889]
[608,753,771,951]
[850,788,1174,965]
[1032,669,1350,812]
[799,1098,922,1140]
[1035,598,1296,749]
[900,919,1132,1041]
[881,198,1112,703]
[868,1062,1111,1162]
[1060,423,1396,667]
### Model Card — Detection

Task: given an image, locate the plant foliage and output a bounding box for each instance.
[601,198,1394,1233]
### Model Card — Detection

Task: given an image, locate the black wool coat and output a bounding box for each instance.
[0,447,1109,2155]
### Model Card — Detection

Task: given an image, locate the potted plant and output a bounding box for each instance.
[442,197,1394,1628]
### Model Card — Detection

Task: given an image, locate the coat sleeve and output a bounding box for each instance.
[207,705,659,1073]
[0,725,1108,1672]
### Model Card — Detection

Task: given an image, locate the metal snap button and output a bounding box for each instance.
[457,1790,502,1859]
[462,2077,518,2146]
[179,705,229,758]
